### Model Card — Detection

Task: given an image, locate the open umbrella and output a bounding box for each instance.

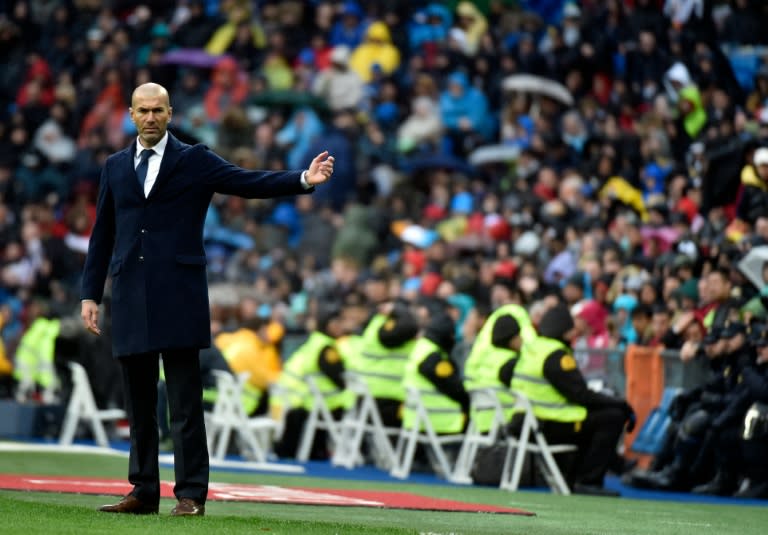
[502,74,574,106]
[161,48,232,68]
[467,144,521,166]
[738,245,768,289]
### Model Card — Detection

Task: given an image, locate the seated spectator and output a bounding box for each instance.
[397,96,443,153]
[214,316,282,416]
[349,21,401,83]
[629,322,745,491]
[312,45,364,112]
[439,71,493,156]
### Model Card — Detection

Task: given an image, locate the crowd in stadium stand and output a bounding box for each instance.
[2,0,768,497]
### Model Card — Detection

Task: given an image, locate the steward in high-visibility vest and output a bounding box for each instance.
[510,303,635,496]
[403,312,468,434]
[273,305,350,460]
[464,304,536,432]
[13,316,60,401]
[349,302,418,427]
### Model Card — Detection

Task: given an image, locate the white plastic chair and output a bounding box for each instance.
[295,374,345,462]
[499,390,578,495]
[59,361,126,448]
[389,386,466,480]
[331,371,400,470]
[450,387,514,484]
[206,370,278,462]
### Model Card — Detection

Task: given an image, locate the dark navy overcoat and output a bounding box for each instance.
[81,134,308,357]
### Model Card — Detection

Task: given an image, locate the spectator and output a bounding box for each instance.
[349,21,401,83]
[311,45,364,112]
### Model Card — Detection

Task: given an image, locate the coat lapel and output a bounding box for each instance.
[119,145,144,199]
[147,133,183,200]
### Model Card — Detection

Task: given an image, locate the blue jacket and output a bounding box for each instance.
[81,134,309,357]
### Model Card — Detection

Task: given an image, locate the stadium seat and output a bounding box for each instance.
[58,361,126,448]
[331,371,399,470]
[296,374,345,462]
[206,370,279,462]
[389,386,466,480]
[499,390,578,495]
[630,386,682,455]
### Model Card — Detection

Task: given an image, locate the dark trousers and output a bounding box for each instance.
[524,406,625,487]
[120,349,209,505]
[274,407,344,460]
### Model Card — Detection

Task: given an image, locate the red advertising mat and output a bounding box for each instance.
[0,474,533,515]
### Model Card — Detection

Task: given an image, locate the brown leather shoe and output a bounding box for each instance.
[170,498,205,517]
[98,495,159,514]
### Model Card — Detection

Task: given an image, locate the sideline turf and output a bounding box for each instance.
[1,450,767,535]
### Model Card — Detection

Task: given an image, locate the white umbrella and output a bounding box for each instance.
[502,74,574,106]
[737,245,768,289]
[467,144,521,166]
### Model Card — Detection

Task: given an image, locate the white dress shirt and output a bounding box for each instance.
[134,132,168,198]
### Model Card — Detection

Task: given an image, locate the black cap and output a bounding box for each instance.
[538,303,575,341]
[491,314,521,348]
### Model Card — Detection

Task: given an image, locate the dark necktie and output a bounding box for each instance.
[136,148,154,190]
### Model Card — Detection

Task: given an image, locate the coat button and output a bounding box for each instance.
[141,229,146,234]
[139,255,144,262]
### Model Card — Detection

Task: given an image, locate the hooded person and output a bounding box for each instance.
[349,21,401,82]
[510,303,636,496]
[402,313,469,436]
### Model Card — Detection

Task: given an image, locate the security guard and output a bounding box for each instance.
[402,312,469,435]
[510,303,635,496]
[272,305,349,460]
[347,301,419,427]
[463,304,537,432]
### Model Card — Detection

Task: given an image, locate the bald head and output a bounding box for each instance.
[131,83,170,108]
[130,83,173,147]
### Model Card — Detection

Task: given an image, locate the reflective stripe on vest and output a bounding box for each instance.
[350,314,413,401]
[13,317,59,389]
[511,336,586,423]
[276,332,350,411]
[403,338,464,433]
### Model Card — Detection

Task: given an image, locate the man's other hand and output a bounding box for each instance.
[81,300,101,335]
